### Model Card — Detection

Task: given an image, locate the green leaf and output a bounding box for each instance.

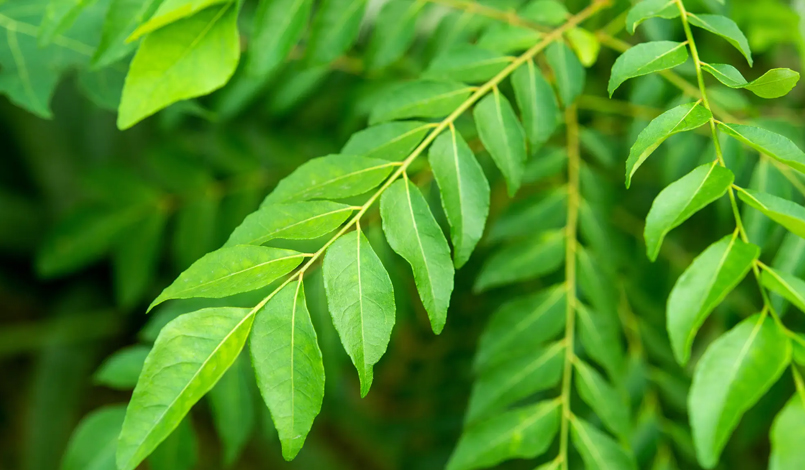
[323,230,395,396]
[736,188,805,238]
[512,60,561,149]
[341,121,432,161]
[689,314,791,468]
[566,27,600,67]
[365,0,423,71]
[477,23,541,55]
[474,286,566,371]
[226,202,353,247]
[702,64,799,99]
[760,266,805,313]
[60,405,126,470]
[92,0,162,68]
[687,13,752,66]
[113,210,166,307]
[208,355,255,465]
[474,230,565,292]
[717,122,805,174]
[93,345,150,390]
[380,179,454,334]
[667,235,760,365]
[117,307,254,470]
[577,302,625,381]
[626,101,711,188]
[520,0,569,26]
[251,280,325,459]
[263,155,395,205]
[369,80,473,125]
[575,360,630,440]
[644,163,734,261]
[117,2,239,129]
[793,335,805,365]
[424,45,511,83]
[446,401,561,470]
[148,246,306,311]
[466,341,564,422]
[429,127,491,268]
[545,41,585,106]
[769,392,805,470]
[247,0,313,77]
[473,89,527,196]
[571,417,638,470]
[147,418,198,470]
[609,41,689,97]
[626,0,679,34]
[701,63,747,87]
[487,189,566,242]
[39,0,96,47]
[129,0,228,41]
[307,0,367,65]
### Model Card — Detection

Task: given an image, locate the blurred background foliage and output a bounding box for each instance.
[1,0,804,469]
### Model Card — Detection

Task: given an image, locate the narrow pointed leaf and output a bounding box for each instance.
[380,180,454,333]
[690,314,791,468]
[703,64,799,98]
[307,0,367,65]
[717,122,805,174]
[626,101,711,188]
[736,188,805,238]
[342,121,432,161]
[251,280,324,459]
[323,230,395,396]
[93,345,150,390]
[61,405,126,470]
[208,355,255,465]
[474,90,527,195]
[571,417,638,470]
[369,80,473,124]
[760,267,805,313]
[149,246,306,311]
[688,13,752,66]
[545,41,585,106]
[626,0,679,34]
[645,163,734,261]
[609,41,688,96]
[474,230,565,292]
[364,0,423,70]
[575,360,630,440]
[424,45,511,83]
[512,60,561,149]
[429,127,491,268]
[117,307,254,470]
[247,0,313,77]
[226,202,353,247]
[769,392,805,470]
[667,235,759,365]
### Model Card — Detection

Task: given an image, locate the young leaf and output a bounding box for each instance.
[306,0,367,65]
[446,401,561,470]
[687,13,752,66]
[703,64,800,99]
[717,122,805,174]
[736,188,805,238]
[364,0,423,71]
[251,280,325,459]
[667,235,760,365]
[117,307,254,470]
[626,101,711,188]
[769,393,805,470]
[342,121,432,161]
[247,0,313,77]
[117,2,240,129]
[93,345,150,390]
[380,179,454,333]
[474,230,565,292]
[644,163,734,261]
[149,246,306,311]
[207,355,255,465]
[626,0,679,34]
[429,127,491,268]
[226,201,353,247]
[92,0,162,68]
[473,89,527,196]
[689,314,791,468]
[61,405,126,470]
[129,0,229,40]
[760,266,805,313]
[263,155,395,205]
[566,27,600,67]
[424,45,511,83]
[571,416,638,470]
[369,80,473,125]
[512,60,561,149]
[322,230,395,396]
[574,360,630,440]
[545,41,585,106]
[609,41,689,96]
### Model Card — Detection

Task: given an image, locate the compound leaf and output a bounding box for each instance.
[226,201,353,247]
[474,89,527,196]
[609,41,688,96]
[703,64,799,99]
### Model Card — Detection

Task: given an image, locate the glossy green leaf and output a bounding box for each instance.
[323,230,395,396]
[667,235,760,365]
[689,314,790,468]
[770,391,805,470]
[341,121,432,161]
[429,127,490,268]
[60,405,126,470]
[644,163,734,261]
[92,0,162,68]
[369,80,473,124]
[424,45,510,83]
[571,417,638,470]
[307,0,367,65]
[251,280,324,459]
[575,360,630,440]
[736,188,805,238]
[474,89,527,196]
[118,2,240,129]
[226,201,353,247]
[247,0,312,77]
[129,0,228,40]
[380,179,454,334]
[512,60,561,149]
[364,0,423,70]
[447,401,561,470]
[566,27,600,67]
[208,355,255,465]
[626,101,711,188]
[117,307,254,470]
[718,122,805,174]
[703,64,800,98]
[474,230,565,292]
[545,41,585,106]
[760,266,805,313]
[609,41,688,96]
[149,246,306,311]
[626,0,679,34]
[93,345,150,390]
[688,13,752,66]
[263,155,395,205]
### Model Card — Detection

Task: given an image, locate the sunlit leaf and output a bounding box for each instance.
[626,0,679,34]
[718,122,805,174]
[226,201,353,247]
[702,64,799,99]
